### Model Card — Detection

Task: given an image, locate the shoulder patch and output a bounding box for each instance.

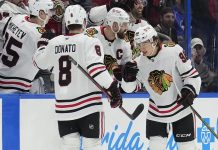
[36,27,46,34]
[86,28,98,37]
[162,41,176,47]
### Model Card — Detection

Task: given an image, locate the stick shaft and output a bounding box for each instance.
[190,105,218,139]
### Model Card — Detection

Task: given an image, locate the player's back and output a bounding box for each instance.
[0,15,43,93]
[48,33,103,100]
[46,33,106,120]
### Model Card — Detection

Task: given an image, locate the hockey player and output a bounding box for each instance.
[33,5,122,150]
[121,25,201,150]
[86,7,132,82]
[0,0,53,93]
[0,0,29,55]
[88,0,170,58]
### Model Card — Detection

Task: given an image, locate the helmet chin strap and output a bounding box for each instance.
[111,24,121,39]
[38,14,50,27]
[148,43,156,56]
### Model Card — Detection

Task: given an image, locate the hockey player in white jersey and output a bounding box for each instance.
[87,0,170,59]
[33,5,122,150]
[0,0,53,93]
[121,25,201,150]
[0,0,29,55]
[86,7,132,82]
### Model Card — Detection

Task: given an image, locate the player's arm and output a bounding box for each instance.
[33,44,52,70]
[175,45,201,107]
[85,38,122,108]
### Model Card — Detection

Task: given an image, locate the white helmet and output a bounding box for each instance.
[105,7,129,28]
[64,5,87,29]
[29,0,54,17]
[134,25,158,44]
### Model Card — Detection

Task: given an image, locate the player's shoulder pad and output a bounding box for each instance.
[36,27,46,34]
[85,27,98,37]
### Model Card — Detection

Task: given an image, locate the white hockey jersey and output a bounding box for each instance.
[86,26,132,69]
[33,33,114,121]
[0,1,29,54]
[0,15,44,93]
[122,43,201,123]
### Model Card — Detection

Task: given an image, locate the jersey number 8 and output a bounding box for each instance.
[59,55,71,86]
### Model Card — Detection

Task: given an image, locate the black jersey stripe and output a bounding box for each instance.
[0,75,32,83]
[56,91,102,102]
[0,86,29,92]
[148,106,187,118]
[92,69,107,78]
[56,102,102,113]
[87,62,105,70]
[149,99,178,108]
[180,67,194,77]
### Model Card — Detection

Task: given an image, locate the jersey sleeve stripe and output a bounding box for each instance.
[92,70,107,79]
[88,66,106,75]
[87,62,105,70]
[181,69,199,79]
[180,67,194,76]
[183,84,197,96]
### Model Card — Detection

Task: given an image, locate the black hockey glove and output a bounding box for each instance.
[37,30,56,48]
[113,66,122,81]
[177,88,196,107]
[122,61,139,82]
[107,80,123,108]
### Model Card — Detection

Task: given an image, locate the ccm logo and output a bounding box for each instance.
[176,133,191,138]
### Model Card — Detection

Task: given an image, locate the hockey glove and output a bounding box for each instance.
[37,30,56,48]
[107,80,123,108]
[113,66,122,81]
[177,88,196,107]
[122,61,139,82]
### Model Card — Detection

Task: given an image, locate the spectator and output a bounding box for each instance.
[155,7,178,43]
[191,0,217,65]
[191,38,217,92]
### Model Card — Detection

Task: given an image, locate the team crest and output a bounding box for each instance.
[162,41,176,47]
[126,30,135,42]
[148,70,173,95]
[86,28,98,37]
[36,27,46,34]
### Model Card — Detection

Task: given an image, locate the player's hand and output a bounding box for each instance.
[122,61,139,82]
[107,80,123,108]
[177,88,196,107]
[37,30,56,48]
[113,66,122,81]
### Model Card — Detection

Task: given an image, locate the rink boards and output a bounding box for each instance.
[0,93,218,150]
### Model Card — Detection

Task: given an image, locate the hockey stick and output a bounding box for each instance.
[68,56,144,120]
[190,105,218,139]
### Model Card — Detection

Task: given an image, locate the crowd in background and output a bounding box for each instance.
[0,0,217,93]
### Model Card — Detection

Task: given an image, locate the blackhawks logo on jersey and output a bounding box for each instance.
[86,28,98,37]
[148,70,173,95]
[36,27,46,34]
